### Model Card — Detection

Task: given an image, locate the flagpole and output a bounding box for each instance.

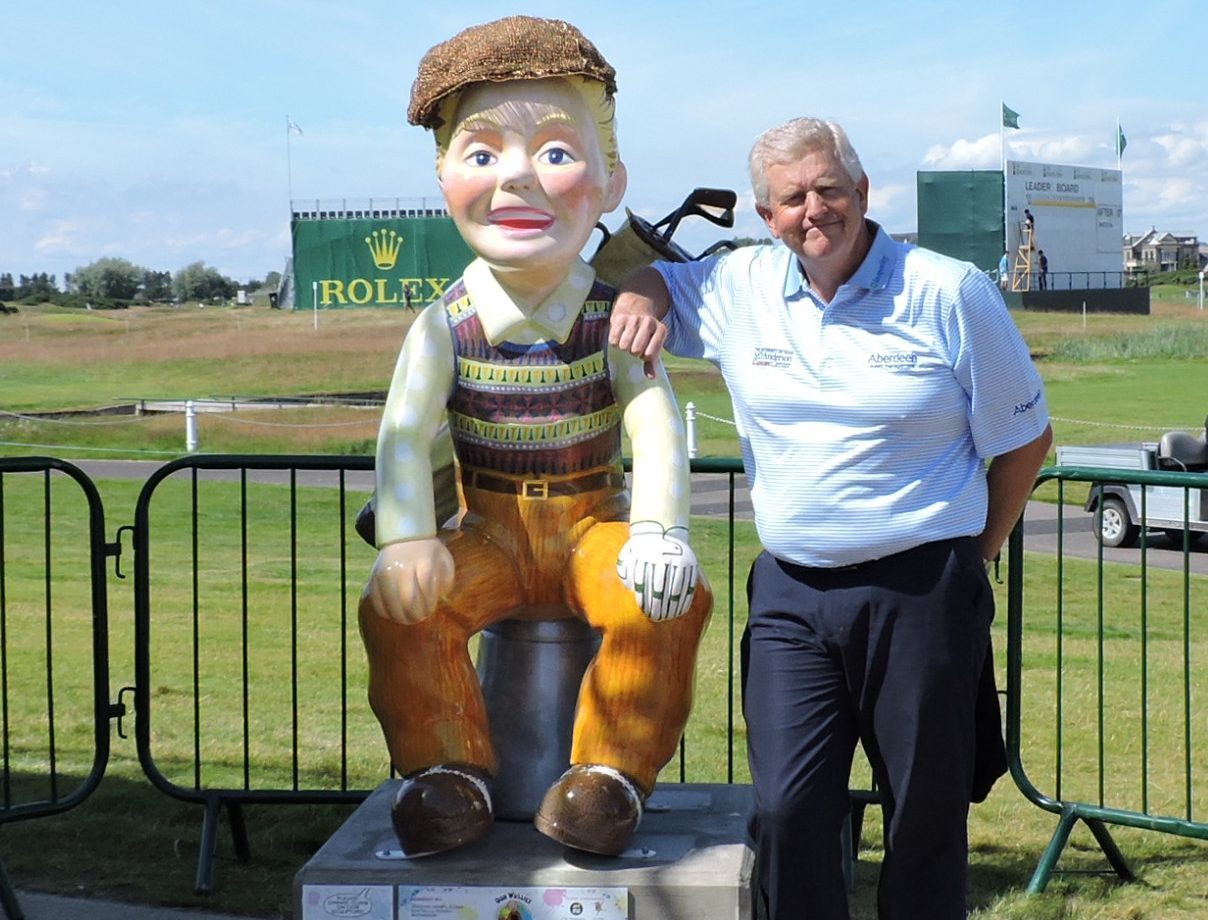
[1117,119,1124,275]
[999,100,1005,171]
[285,114,295,219]
[1000,101,1007,265]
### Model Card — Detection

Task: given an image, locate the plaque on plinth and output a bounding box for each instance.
[295,782,755,920]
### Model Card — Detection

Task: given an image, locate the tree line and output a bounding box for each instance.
[0,259,281,308]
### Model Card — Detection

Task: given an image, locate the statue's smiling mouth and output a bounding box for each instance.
[489,208,554,232]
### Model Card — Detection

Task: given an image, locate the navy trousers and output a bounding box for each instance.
[742,537,994,920]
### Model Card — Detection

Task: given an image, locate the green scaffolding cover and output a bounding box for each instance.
[916,171,1004,272]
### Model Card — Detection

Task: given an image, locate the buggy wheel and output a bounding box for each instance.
[1095,497,1138,548]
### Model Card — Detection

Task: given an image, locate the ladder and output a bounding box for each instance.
[1010,221,1035,291]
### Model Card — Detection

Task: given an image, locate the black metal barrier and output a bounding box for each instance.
[0,454,756,900]
[0,458,117,919]
[131,455,380,893]
[5,453,1204,906]
[1006,465,1208,891]
[128,455,757,892]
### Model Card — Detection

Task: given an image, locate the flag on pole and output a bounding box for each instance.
[287,116,304,136]
[1116,124,1127,157]
[1002,103,1021,129]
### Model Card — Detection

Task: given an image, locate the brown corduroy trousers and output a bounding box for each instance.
[358,469,713,794]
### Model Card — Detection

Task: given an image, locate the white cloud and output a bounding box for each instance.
[213,228,264,250]
[3,161,54,212]
[873,183,910,212]
[921,134,1000,169]
[921,131,1115,172]
[34,220,84,254]
[18,188,47,211]
[1152,120,1208,168]
[1128,175,1203,226]
[1008,134,1101,166]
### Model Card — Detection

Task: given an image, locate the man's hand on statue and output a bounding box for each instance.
[609,312,666,381]
[616,522,699,621]
[611,268,672,379]
[364,538,455,624]
[609,310,667,360]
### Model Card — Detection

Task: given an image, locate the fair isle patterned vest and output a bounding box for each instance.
[444,279,623,477]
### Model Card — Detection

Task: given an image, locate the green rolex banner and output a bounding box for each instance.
[1116,124,1127,157]
[291,217,475,309]
[1001,103,1021,129]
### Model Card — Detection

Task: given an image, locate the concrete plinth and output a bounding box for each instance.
[295,782,756,920]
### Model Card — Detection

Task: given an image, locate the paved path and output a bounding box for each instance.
[59,460,1207,574]
[13,890,257,920]
[69,460,752,520]
[1016,493,1208,575]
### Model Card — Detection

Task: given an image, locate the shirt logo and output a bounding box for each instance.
[867,352,919,369]
[752,347,793,369]
[1013,390,1042,415]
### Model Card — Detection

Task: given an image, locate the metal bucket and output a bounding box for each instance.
[476,617,601,820]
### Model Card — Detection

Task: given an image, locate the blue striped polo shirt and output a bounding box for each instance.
[656,222,1049,567]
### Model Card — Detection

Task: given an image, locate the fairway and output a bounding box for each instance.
[2,298,1206,461]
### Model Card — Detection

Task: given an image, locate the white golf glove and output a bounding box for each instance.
[616,521,699,622]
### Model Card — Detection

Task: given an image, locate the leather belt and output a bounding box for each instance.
[466,469,626,499]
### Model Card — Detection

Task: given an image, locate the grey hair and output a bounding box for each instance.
[748,117,865,208]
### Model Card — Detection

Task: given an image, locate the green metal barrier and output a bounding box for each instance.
[1006,465,1208,892]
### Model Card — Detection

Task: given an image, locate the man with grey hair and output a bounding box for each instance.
[610,116,1052,918]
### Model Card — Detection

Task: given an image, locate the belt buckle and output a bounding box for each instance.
[522,479,550,499]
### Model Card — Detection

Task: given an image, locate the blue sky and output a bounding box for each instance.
[3,0,1205,285]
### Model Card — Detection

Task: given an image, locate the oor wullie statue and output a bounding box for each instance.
[358,16,713,859]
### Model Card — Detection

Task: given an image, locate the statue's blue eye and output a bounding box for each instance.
[541,147,576,166]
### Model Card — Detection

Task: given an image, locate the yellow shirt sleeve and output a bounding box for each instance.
[374,302,455,546]
[610,346,691,532]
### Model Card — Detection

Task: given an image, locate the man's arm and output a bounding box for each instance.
[979,424,1053,562]
[609,266,672,376]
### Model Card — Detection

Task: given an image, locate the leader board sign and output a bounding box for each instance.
[1005,160,1124,289]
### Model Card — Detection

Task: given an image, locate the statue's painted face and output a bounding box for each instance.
[438,78,626,280]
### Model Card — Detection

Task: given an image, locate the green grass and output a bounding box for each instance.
[0,304,407,412]
[4,300,1206,463]
[1042,324,1208,362]
[3,302,1208,916]
[1150,283,1206,305]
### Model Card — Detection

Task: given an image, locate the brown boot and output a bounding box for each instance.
[534,764,644,856]
[391,764,493,858]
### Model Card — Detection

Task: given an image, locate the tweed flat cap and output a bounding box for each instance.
[408,15,617,130]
